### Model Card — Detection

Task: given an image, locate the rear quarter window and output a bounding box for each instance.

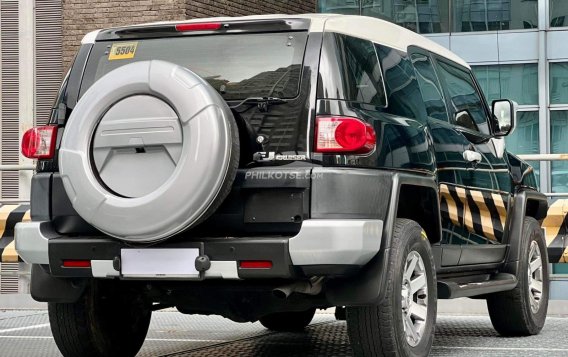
[375,45,427,121]
[317,32,387,107]
[317,33,428,121]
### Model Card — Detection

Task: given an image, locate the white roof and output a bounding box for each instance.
[322,15,469,68]
[81,14,469,68]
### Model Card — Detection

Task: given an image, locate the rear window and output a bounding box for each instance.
[80,32,308,101]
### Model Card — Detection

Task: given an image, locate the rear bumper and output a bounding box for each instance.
[15,219,382,280]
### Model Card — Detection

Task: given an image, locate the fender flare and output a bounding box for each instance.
[325,172,441,306]
[502,189,548,274]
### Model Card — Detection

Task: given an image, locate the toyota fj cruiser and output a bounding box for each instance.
[16,14,549,357]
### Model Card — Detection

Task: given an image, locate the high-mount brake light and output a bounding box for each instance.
[175,23,222,32]
[315,116,376,154]
[21,125,58,159]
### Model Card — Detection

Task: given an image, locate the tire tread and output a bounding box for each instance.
[48,283,151,357]
[487,216,549,336]
[346,219,436,357]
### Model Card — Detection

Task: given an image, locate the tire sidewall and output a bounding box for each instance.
[518,218,549,332]
[391,223,437,357]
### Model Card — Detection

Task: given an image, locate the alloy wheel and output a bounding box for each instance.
[401,251,429,347]
[528,240,544,314]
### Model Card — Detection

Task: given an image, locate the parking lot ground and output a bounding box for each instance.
[0,309,567,356]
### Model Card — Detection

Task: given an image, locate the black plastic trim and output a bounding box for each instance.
[437,273,517,299]
[47,234,295,279]
[298,264,361,277]
[30,173,51,221]
[96,19,311,41]
[325,171,440,306]
[458,245,508,266]
[65,44,93,110]
[30,264,86,303]
[311,168,392,220]
[205,238,293,279]
[502,189,548,275]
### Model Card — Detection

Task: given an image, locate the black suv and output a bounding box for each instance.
[16,14,549,357]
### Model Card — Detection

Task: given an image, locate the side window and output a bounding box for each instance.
[435,60,490,135]
[318,33,386,106]
[410,52,449,122]
[375,45,427,121]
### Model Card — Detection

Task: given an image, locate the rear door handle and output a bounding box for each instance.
[463,150,482,163]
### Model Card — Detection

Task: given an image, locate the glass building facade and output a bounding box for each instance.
[318,0,568,194]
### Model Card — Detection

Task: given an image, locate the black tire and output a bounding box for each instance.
[259,308,316,332]
[48,281,152,357]
[346,219,437,357]
[487,216,549,336]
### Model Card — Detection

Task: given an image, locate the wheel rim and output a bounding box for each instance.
[401,251,429,347]
[528,241,544,314]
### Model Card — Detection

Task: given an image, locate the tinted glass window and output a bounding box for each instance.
[550,0,568,27]
[376,45,427,120]
[318,0,361,14]
[549,62,568,105]
[411,52,449,121]
[551,110,568,193]
[452,0,538,32]
[361,0,450,34]
[318,33,386,106]
[505,111,539,184]
[472,64,538,105]
[435,60,489,134]
[81,32,308,101]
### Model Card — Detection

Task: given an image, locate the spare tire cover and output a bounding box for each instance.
[59,60,237,243]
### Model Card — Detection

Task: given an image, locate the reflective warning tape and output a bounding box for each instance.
[543,198,568,263]
[440,184,508,242]
[440,187,568,263]
[0,204,30,263]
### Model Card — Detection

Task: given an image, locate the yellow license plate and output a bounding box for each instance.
[108,42,138,60]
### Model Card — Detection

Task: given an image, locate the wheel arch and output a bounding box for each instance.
[395,183,441,245]
[503,189,548,274]
[325,172,441,306]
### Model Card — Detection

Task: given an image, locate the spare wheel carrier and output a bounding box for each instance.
[59,60,239,243]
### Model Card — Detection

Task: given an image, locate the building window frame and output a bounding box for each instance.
[471,61,539,106]
[547,0,568,30]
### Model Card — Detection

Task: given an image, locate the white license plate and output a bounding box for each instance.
[121,248,200,278]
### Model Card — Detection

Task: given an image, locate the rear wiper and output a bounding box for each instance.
[229,97,288,112]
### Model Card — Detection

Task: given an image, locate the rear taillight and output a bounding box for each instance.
[175,22,222,32]
[21,125,58,159]
[315,116,376,154]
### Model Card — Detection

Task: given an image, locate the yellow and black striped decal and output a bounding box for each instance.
[543,199,568,263]
[440,184,508,242]
[0,204,30,263]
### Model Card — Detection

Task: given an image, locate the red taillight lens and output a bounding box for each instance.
[21,125,58,159]
[175,22,222,32]
[315,116,376,154]
[62,260,91,268]
[239,260,273,269]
